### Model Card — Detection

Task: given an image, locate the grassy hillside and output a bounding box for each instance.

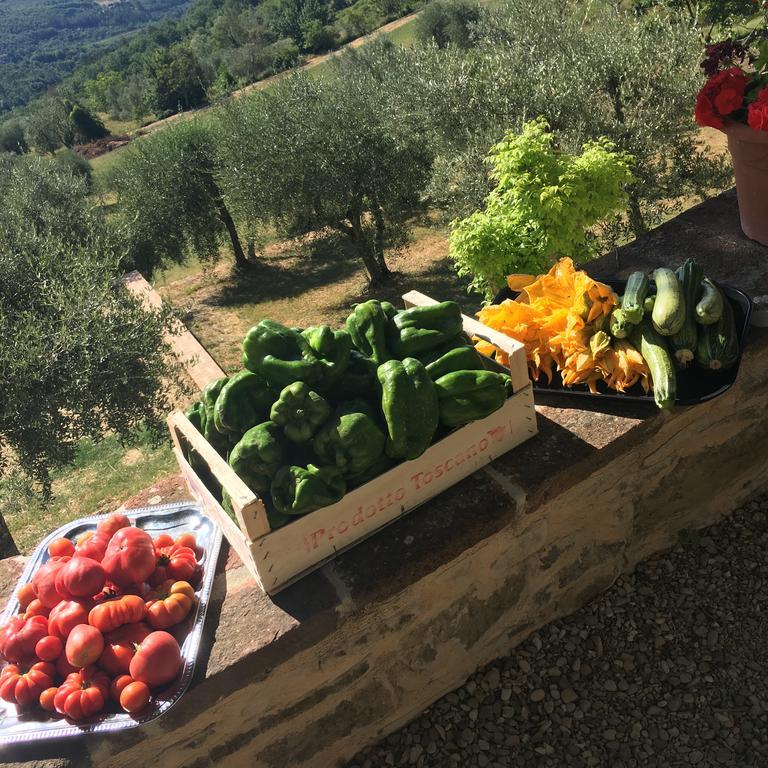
[0,0,190,115]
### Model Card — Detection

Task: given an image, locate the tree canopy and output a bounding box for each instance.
[0,159,183,493]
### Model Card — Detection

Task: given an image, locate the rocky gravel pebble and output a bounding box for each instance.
[347,496,768,768]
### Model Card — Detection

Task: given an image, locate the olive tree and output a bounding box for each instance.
[217,65,433,285]
[111,120,251,275]
[0,159,184,494]
[414,0,731,237]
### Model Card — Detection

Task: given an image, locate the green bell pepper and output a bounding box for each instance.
[185,401,204,433]
[312,400,386,478]
[387,301,463,358]
[201,377,230,457]
[434,370,512,428]
[301,325,352,385]
[214,370,277,436]
[345,300,396,365]
[270,382,331,443]
[334,350,379,401]
[416,336,468,367]
[346,453,396,489]
[271,464,346,516]
[242,320,352,389]
[425,345,485,381]
[228,421,288,493]
[377,358,439,460]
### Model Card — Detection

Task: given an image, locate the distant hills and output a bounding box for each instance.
[0,0,190,115]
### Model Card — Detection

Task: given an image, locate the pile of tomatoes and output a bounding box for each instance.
[0,513,205,721]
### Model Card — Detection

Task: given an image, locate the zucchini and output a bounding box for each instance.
[695,290,739,370]
[669,259,704,368]
[651,268,685,336]
[609,308,633,339]
[644,295,656,314]
[621,271,649,324]
[630,320,676,409]
[695,278,724,325]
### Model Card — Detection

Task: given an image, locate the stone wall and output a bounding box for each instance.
[3,191,768,768]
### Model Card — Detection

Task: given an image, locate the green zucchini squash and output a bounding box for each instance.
[669,259,704,368]
[695,290,739,370]
[651,268,685,336]
[695,278,724,325]
[630,320,676,409]
[609,308,633,339]
[643,295,656,314]
[621,271,649,324]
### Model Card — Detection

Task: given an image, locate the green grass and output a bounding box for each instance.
[1,433,178,554]
[90,147,124,184]
[100,114,142,136]
[385,16,419,46]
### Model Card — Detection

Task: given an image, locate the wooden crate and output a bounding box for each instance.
[168,291,536,593]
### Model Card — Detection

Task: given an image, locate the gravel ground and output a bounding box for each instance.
[348,495,768,768]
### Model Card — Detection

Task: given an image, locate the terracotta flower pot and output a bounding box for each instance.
[723,119,768,246]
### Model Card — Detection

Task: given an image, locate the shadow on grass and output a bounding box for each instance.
[330,254,485,315]
[200,233,362,309]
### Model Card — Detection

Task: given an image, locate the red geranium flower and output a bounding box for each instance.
[695,68,748,129]
[748,87,768,132]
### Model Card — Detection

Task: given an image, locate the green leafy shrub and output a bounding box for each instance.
[449,118,634,297]
[416,0,480,49]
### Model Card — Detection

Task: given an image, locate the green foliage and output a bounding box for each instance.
[0,0,190,116]
[218,64,433,284]
[24,97,75,154]
[111,120,247,275]
[632,0,756,26]
[54,149,93,190]
[416,0,480,49]
[0,159,183,494]
[449,119,634,296]
[69,105,109,143]
[0,120,28,155]
[144,43,210,114]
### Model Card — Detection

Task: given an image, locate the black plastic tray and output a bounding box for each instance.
[492,280,753,407]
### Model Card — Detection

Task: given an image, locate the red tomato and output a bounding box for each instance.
[0,615,49,663]
[98,622,152,676]
[0,661,56,706]
[48,538,75,558]
[120,681,151,714]
[96,513,131,537]
[129,631,181,688]
[145,581,195,630]
[102,528,155,587]
[88,594,145,633]
[109,674,133,703]
[65,624,104,668]
[17,583,37,610]
[24,599,49,619]
[174,533,196,550]
[148,545,197,586]
[39,686,58,712]
[47,599,91,640]
[54,667,110,720]
[35,635,63,662]
[55,557,106,600]
[33,557,71,608]
[75,530,111,563]
[153,533,174,548]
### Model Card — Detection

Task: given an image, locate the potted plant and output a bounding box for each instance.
[695,4,768,245]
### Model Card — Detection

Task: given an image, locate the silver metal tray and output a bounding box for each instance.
[0,502,222,743]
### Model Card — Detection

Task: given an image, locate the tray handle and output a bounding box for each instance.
[401,290,529,393]
[167,412,270,540]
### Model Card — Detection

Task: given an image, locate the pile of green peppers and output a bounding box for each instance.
[184,300,513,529]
